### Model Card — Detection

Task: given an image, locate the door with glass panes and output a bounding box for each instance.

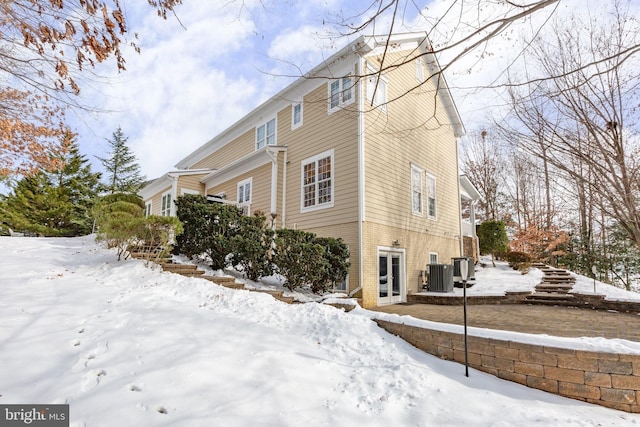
[378,250,404,304]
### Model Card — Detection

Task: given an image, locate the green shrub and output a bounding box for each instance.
[229,211,275,281]
[478,220,508,267]
[174,195,242,269]
[314,236,350,294]
[93,194,145,260]
[506,251,532,274]
[273,229,328,292]
[94,193,181,261]
[272,230,350,294]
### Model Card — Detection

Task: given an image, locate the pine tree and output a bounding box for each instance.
[98,127,146,194]
[49,132,102,235]
[0,132,101,236]
[478,220,508,267]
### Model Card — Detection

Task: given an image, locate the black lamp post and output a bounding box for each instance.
[460,258,469,377]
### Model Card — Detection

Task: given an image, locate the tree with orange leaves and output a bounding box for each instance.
[0,0,183,177]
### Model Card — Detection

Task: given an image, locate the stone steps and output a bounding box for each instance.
[535,284,574,294]
[133,253,295,305]
[165,267,295,304]
[249,289,295,304]
[527,267,577,307]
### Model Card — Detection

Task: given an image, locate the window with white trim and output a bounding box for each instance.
[145,201,152,217]
[366,65,388,110]
[427,173,437,219]
[237,178,252,215]
[301,149,334,212]
[292,102,303,129]
[161,191,172,217]
[416,58,425,83]
[334,276,348,292]
[256,118,276,150]
[411,164,423,215]
[329,75,353,111]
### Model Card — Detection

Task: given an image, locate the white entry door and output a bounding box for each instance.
[378,250,404,305]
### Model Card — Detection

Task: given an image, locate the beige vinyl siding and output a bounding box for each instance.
[358,49,461,308]
[147,185,172,216]
[279,76,360,230]
[177,174,207,194]
[206,163,273,216]
[191,128,255,170]
[363,50,460,236]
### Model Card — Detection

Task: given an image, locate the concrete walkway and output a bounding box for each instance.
[370,303,640,342]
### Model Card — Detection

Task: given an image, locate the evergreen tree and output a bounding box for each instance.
[50,132,102,235]
[0,132,101,236]
[477,220,508,267]
[98,127,145,194]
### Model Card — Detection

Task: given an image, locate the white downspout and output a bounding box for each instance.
[350,57,365,298]
[471,200,480,261]
[281,149,287,229]
[169,174,178,217]
[266,147,279,227]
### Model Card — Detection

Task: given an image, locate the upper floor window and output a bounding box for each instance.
[411,164,423,215]
[329,76,353,112]
[161,191,172,217]
[256,118,276,150]
[292,102,303,130]
[427,173,437,219]
[145,201,152,217]
[367,66,388,111]
[301,149,334,212]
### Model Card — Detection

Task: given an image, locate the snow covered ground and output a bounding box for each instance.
[1,236,640,426]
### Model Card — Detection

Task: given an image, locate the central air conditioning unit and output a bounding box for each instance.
[452,257,475,287]
[427,263,453,293]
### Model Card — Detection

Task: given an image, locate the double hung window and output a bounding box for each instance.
[292,102,303,129]
[302,150,334,211]
[427,174,437,219]
[161,191,172,217]
[256,118,276,150]
[329,76,353,111]
[411,164,423,215]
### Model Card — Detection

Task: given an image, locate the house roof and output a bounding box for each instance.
[460,175,482,201]
[175,32,465,170]
[139,168,213,200]
[200,146,287,188]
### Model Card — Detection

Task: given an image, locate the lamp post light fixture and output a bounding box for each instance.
[460,258,469,377]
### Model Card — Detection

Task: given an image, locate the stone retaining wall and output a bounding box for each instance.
[375,319,640,413]
[407,291,640,313]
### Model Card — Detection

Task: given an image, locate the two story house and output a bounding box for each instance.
[140,32,467,308]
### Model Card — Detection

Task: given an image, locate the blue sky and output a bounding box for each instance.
[65,0,631,182]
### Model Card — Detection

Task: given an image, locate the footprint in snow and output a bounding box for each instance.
[81,369,106,392]
[128,384,142,392]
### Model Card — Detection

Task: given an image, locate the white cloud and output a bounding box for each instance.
[75,1,261,178]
